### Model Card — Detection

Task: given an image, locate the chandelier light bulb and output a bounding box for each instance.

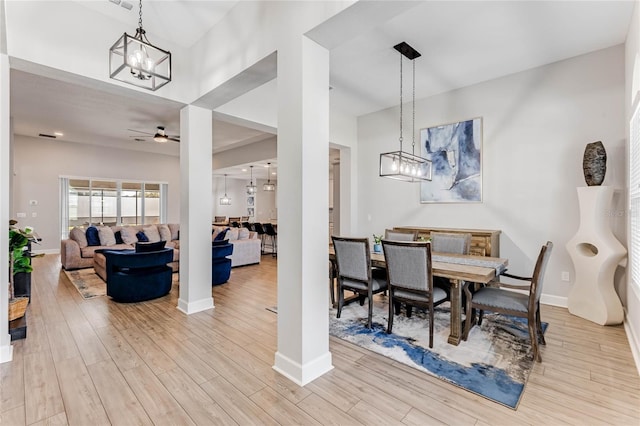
[391,158,398,171]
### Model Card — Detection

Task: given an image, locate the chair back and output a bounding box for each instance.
[264,223,277,236]
[332,237,371,283]
[382,240,432,292]
[530,241,553,308]
[214,216,226,223]
[241,216,249,222]
[242,221,252,231]
[228,217,241,226]
[253,223,265,235]
[384,229,418,241]
[430,232,471,255]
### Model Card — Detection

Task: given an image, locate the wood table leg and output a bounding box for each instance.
[447,279,463,346]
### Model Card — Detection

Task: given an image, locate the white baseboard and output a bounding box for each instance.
[0,340,13,364]
[177,297,214,315]
[273,351,333,386]
[32,248,60,255]
[624,315,640,376]
[541,293,568,308]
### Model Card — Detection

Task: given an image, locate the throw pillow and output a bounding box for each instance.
[69,227,88,248]
[98,226,117,246]
[168,223,180,241]
[158,224,172,242]
[85,226,100,246]
[213,228,229,242]
[226,228,239,241]
[238,228,250,240]
[136,231,149,242]
[120,227,139,245]
[143,226,161,243]
[135,240,167,253]
[114,230,124,245]
[212,239,229,246]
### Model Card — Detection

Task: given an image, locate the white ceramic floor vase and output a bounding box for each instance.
[566,186,626,325]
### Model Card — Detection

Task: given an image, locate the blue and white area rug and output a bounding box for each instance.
[329,297,546,409]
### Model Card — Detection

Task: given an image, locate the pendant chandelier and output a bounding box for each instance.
[379,42,432,182]
[263,163,276,191]
[220,174,231,205]
[109,0,172,91]
[246,165,257,195]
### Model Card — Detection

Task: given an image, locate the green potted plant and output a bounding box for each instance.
[9,221,34,301]
[372,234,382,254]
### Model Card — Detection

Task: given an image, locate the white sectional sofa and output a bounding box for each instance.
[212,226,262,267]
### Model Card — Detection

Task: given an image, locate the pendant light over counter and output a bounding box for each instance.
[379,41,432,182]
[246,165,257,195]
[219,174,231,205]
[263,162,276,191]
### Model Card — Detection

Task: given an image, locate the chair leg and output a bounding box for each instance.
[337,285,344,319]
[477,310,484,325]
[367,295,373,329]
[464,307,476,341]
[406,304,413,318]
[528,318,541,362]
[387,292,394,333]
[428,309,434,349]
[536,303,546,345]
[394,301,401,315]
[359,295,365,306]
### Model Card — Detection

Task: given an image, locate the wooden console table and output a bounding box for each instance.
[392,226,501,257]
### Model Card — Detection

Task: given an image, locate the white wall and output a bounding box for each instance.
[357,45,625,305]
[625,0,640,373]
[12,135,180,251]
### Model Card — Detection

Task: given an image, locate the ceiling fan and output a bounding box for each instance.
[128,126,180,143]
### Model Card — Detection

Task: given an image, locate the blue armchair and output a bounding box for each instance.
[213,240,233,285]
[97,248,174,302]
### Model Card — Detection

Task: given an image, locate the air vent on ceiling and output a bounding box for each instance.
[38,133,57,139]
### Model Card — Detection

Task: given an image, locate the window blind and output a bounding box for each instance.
[629,100,640,291]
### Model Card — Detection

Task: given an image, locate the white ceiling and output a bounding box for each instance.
[7,0,634,180]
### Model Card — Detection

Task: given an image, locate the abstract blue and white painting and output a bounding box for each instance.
[420,117,482,202]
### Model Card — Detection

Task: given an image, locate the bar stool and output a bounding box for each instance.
[263,223,277,257]
[253,223,266,254]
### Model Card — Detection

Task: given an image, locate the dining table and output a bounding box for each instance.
[329,248,508,346]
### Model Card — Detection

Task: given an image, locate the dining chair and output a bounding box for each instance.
[430,232,471,254]
[214,216,226,223]
[253,222,266,253]
[263,223,277,257]
[228,217,241,227]
[332,236,388,328]
[241,216,250,222]
[382,239,449,348]
[384,229,418,241]
[463,241,553,362]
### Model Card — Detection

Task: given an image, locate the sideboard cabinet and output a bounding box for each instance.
[392,226,501,257]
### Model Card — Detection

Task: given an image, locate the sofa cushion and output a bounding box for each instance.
[238,228,250,240]
[120,227,139,245]
[98,226,117,246]
[212,239,230,246]
[158,224,172,242]
[81,244,131,258]
[69,227,88,248]
[214,228,229,242]
[86,226,100,246]
[143,225,161,243]
[226,228,239,241]
[168,223,180,241]
[114,230,124,245]
[135,240,167,253]
[136,231,149,242]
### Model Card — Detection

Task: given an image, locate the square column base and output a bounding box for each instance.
[273,351,333,386]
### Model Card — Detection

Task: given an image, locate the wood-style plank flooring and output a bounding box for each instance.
[1,254,639,425]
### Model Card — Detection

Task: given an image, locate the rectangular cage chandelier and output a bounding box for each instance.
[379,42,432,182]
[109,0,171,91]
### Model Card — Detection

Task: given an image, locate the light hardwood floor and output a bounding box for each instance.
[1,254,639,425]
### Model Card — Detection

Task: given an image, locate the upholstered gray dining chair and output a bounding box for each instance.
[382,240,449,348]
[430,232,471,255]
[384,229,418,241]
[332,236,388,328]
[464,241,553,362]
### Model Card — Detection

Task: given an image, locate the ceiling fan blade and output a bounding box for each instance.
[129,135,152,138]
[168,137,180,142]
[127,129,154,135]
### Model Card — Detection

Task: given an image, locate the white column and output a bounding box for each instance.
[1,54,13,363]
[273,36,333,385]
[178,105,214,314]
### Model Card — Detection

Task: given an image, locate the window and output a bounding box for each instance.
[60,177,167,238]
[630,100,640,291]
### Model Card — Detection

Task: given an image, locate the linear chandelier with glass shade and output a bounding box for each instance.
[263,163,276,191]
[246,165,257,195]
[220,174,231,205]
[109,0,171,91]
[379,42,432,182]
